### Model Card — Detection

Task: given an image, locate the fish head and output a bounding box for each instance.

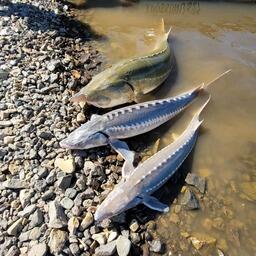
[94,183,140,222]
[71,77,134,108]
[60,117,108,149]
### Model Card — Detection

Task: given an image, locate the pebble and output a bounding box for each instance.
[48,200,67,228]
[107,230,118,243]
[56,174,72,189]
[55,157,76,173]
[80,212,94,230]
[148,239,163,253]
[28,243,48,256]
[185,173,206,193]
[77,113,86,123]
[116,235,131,256]
[129,219,139,232]
[29,209,44,228]
[95,240,117,256]
[18,204,36,218]
[181,189,200,210]
[69,243,80,256]
[92,233,107,245]
[7,218,24,236]
[60,197,74,210]
[68,216,79,235]
[48,229,68,254]
[3,179,28,189]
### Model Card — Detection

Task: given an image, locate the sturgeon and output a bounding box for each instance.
[60,70,229,168]
[70,20,173,108]
[94,97,210,222]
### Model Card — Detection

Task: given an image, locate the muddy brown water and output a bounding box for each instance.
[74,1,256,255]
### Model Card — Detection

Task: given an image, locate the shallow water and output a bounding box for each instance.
[75,1,256,255]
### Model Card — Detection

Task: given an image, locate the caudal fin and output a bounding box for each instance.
[199,69,231,91]
[189,95,211,132]
[160,18,172,40]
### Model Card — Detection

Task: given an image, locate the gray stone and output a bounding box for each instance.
[28,243,48,256]
[29,227,41,240]
[185,173,206,193]
[29,209,44,228]
[48,200,67,228]
[7,218,23,236]
[65,188,77,199]
[69,243,80,256]
[60,197,74,210]
[56,174,72,190]
[18,204,36,218]
[19,189,33,207]
[3,179,28,189]
[148,239,163,253]
[181,189,200,210]
[80,212,94,231]
[116,235,131,256]
[29,149,38,159]
[95,240,116,256]
[48,229,68,254]
[6,245,19,256]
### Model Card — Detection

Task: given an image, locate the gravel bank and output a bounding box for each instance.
[0,1,211,255]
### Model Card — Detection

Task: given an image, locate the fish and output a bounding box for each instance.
[94,97,210,222]
[60,70,230,169]
[70,19,173,108]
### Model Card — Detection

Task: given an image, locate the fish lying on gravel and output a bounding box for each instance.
[70,19,173,108]
[60,70,230,169]
[94,97,210,222]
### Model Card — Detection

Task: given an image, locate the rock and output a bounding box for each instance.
[56,174,72,189]
[29,227,41,240]
[29,149,38,159]
[0,120,13,128]
[129,219,139,232]
[92,233,107,245]
[55,157,76,173]
[68,216,79,235]
[107,230,118,243]
[38,131,53,140]
[28,243,48,256]
[190,234,216,250]
[69,243,80,256]
[7,218,24,236]
[48,200,67,228]
[148,239,163,253]
[65,188,77,199]
[185,173,206,193]
[47,60,61,71]
[29,209,44,228]
[19,189,33,207]
[48,229,68,254]
[6,245,19,256]
[80,212,94,230]
[18,204,36,217]
[181,189,200,210]
[116,235,131,256]
[77,113,86,123]
[240,182,256,201]
[60,197,74,210]
[95,240,116,256]
[169,213,180,224]
[3,179,28,189]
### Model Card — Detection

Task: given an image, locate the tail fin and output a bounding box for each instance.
[189,95,211,132]
[160,18,172,40]
[199,69,231,91]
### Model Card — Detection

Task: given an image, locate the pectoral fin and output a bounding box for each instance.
[142,195,169,213]
[109,139,135,178]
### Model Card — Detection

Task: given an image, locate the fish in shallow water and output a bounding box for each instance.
[94,97,210,222]
[70,19,173,108]
[60,70,230,169]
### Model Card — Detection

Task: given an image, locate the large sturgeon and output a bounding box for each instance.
[94,97,210,222]
[60,70,229,168]
[70,20,173,108]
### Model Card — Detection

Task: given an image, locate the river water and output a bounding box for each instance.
[74,1,256,255]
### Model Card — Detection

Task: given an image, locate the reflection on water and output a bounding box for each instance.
[75,1,256,255]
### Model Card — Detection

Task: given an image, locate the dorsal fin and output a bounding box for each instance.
[160,18,172,40]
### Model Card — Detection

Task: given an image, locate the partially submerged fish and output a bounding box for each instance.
[60,70,230,168]
[94,97,210,222]
[70,19,173,108]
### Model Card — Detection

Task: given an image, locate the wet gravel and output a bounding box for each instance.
[0,1,212,255]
